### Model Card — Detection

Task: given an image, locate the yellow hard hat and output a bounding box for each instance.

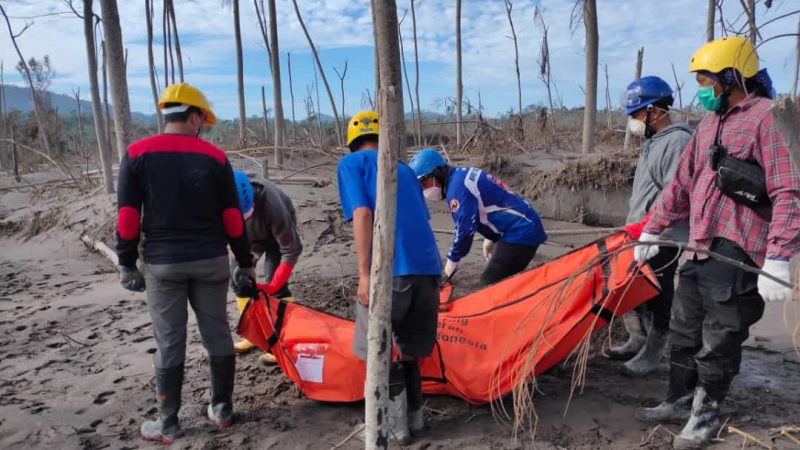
[347,111,380,147]
[689,35,759,78]
[158,82,217,125]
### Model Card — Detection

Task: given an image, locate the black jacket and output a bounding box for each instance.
[116,133,252,269]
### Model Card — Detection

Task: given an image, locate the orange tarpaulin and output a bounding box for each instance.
[237,231,658,404]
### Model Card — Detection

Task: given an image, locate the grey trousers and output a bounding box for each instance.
[144,255,233,369]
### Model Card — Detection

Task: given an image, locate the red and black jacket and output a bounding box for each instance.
[116,133,252,270]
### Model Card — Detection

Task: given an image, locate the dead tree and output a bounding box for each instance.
[99,0,134,162]
[254,0,286,169]
[73,88,88,169]
[603,64,611,130]
[288,52,296,139]
[1,5,53,157]
[398,13,417,145]
[745,0,757,45]
[455,0,463,147]
[0,61,6,170]
[100,41,114,159]
[671,62,687,121]
[371,0,381,113]
[706,0,716,42]
[291,0,343,146]
[83,0,113,193]
[793,15,800,100]
[580,0,598,155]
[411,0,422,147]
[166,0,183,82]
[261,85,270,142]
[366,0,403,447]
[145,0,162,132]
[623,47,644,151]
[772,97,800,175]
[333,60,349,142]
[534,6,556,131]
[504,0,523,124]
[227,0,247,146]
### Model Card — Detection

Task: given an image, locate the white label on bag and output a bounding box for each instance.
[295,354,324,383]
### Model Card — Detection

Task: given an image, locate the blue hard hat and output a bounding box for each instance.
[409,148,447,179]
[624,76,673,115]
[233,170,254,214]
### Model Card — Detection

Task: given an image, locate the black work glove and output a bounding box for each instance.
[119,265,146,292]
[233,267,258,298]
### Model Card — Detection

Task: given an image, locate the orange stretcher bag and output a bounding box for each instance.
[237,231,658,404]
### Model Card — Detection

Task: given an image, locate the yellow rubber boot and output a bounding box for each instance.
[259,296,294,365]
[234,296,255,353]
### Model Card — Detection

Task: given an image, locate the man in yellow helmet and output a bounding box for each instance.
[116,83,256,444]
[338,111,442,443]
[634,36,800,449]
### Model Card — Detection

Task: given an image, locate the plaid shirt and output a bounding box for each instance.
[645,94,800,267]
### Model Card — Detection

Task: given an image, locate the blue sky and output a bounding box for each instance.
[1,0,798,119]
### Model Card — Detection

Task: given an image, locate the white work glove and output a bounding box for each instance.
[758,259,792,302]
[482,239,495,262]
[444,259,459,279]
[633,232,660,263]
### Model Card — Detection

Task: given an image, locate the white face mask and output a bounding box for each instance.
[423,186,442,202]
[628,118,646,137]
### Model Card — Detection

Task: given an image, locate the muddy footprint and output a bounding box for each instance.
[92,391,114,405]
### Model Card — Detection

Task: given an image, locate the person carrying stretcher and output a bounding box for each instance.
[409,148,547,286]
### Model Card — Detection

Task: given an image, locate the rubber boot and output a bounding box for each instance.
[389,362,412,445]
[141,365,185,445]
[635,393,693,423]
[621,328,669,377]
[672,387,720,449]
[404,360,425,436]
[207,355,235,429]
[608,311,646,361]
[234,297,256,353]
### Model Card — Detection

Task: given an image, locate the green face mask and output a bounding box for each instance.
[697,85,722,112]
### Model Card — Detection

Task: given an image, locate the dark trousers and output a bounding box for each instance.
[646,246,680,333]
[480,241,539,287]
[667,238,765,403]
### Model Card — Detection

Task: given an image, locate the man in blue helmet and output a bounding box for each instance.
[609,76,692,378]
[409,148,547,286]
[230,171,303,364]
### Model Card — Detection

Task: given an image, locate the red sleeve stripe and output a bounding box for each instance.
[118,206,141,240]
[222,208,244,238]
[128,134,227,165]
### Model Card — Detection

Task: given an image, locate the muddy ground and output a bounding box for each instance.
[1,153,799,450]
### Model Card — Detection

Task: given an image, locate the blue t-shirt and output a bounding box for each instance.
[337,150,442,276]
[446,167,547,262]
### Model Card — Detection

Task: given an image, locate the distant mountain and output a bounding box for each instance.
[1,84,155,125]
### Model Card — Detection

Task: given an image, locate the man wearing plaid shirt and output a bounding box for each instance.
[633,36,800,449]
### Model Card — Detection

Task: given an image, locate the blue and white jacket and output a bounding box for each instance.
[446,167,547,262]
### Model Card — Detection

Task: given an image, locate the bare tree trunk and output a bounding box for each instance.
[166,0,183,82]
[455,0,463,148]
[313,63,323,144]
[671,62,686,121]
[706,0,716,42]
[1,5,53,157]
[261,85,270,144]
[162,1,168,87]
[164,1,174,84]
[0,61,6,169]
[534,6,556,133]
[746,0,757,45]
[288,52,296,139]
[397,18,416,145]
[371,0,381,114]
[411,0,422,148]
[101,42,114,160]
[233,0,247,147]
[623,47,644,151]
[267,0,285,168]
[581,0,598,155]
[99,0,134,162]
[291,0,343,146]
[73,88,88,170]
[11,124,20,181]
[792,15,800,101]
[145,0,163,132]
[503,0,522,122]
[603,64,611,131]
[771,97,800,175]
[366,0,402,446]
[333,60,349,143]
[85,0,114,193]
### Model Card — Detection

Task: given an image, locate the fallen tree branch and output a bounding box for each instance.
[728,426,773,449]
[277,161,334,182]
[330,424,364,449]
[81,234,117,265]
[0,138,77,182]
